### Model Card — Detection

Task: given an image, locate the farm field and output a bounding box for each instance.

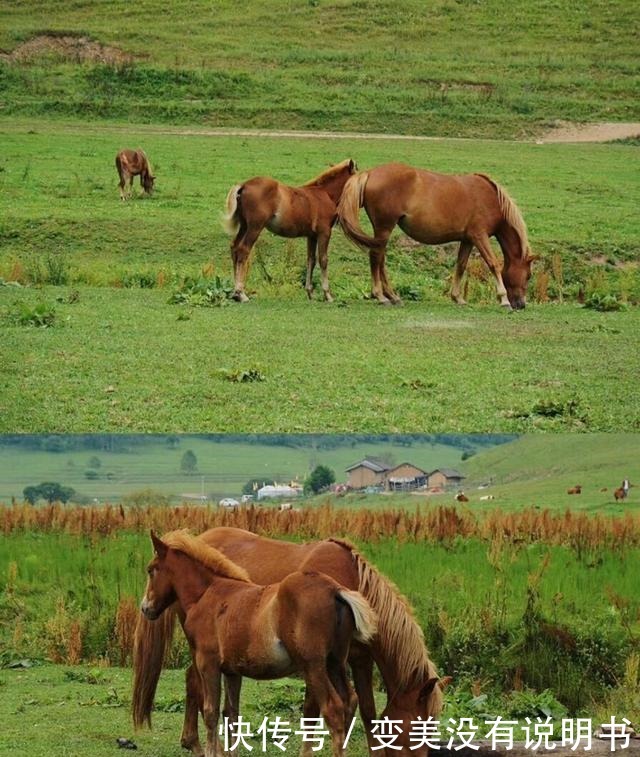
[1,1,639,138]
[0,434,470,502]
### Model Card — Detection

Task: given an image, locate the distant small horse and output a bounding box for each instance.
[116,149,155,200]
[140,530,377,757]
[567,485,582,495]
[614,487,625,501]
[456,492,469,503]
[337,162,536,308]
[222,159,357,302]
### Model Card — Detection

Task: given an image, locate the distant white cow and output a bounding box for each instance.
[479,495,495,501]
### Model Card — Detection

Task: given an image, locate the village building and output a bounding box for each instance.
[345,458,465,492]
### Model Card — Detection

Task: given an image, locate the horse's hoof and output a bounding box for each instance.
[234,292,250,303]
[324,293,334,303]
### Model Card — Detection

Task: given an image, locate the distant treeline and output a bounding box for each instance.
[0,434,517,454]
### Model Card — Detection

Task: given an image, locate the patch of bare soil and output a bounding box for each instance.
[0,34,134,65]
[540,120,640,143]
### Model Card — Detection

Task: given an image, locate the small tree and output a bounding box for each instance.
[23,485,39,505]
[304,465,336,495]
[180,449,198,474]
[24,481,75,504]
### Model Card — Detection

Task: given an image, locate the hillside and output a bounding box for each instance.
[1,0,639,138]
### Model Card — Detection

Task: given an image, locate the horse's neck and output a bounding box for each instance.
[316,171,350,204]
[369,641,406,694]
[170,554,218,612]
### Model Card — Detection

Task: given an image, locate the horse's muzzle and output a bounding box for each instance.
[140,598,160,620]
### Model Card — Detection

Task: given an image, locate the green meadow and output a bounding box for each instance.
[1,123,639,433]
[1,0,639,138]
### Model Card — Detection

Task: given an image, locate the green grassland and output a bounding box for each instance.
[0,436,466,502]
[1,531,639,723]
[1,0,639,138]
[1,122,639,433]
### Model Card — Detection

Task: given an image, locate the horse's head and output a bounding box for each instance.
[142,172,155,194]
[141,531,176,620]
[502,252,538,309]
[379,674,451,756]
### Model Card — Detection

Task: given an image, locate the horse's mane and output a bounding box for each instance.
[303,159,353,187]
[475,173,529,260]
[328,537,440,700]
[162,530,251,582]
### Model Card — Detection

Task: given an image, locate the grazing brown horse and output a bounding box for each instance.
[140,530,376,757]
[133,527,445,757]
[567,485,582,495]
[455,492,469,503]
[222,159,357,302]
[614,487,625,501]
[337,162,535,309]
[115,149,155,200]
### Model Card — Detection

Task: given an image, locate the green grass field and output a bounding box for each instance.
[1,1,639,138]
[1,122,638,433]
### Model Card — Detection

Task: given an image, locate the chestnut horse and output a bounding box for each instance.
[337,162,535,309]
[222,159,357,302]
[140,530,377,757]
[115,149,155,201]
[133,527,444,757]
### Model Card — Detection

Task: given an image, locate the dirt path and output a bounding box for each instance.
[5,117,639,145]
[540,121,640,143]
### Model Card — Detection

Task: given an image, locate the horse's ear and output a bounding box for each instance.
[150,530,168,559]
[527,253,541,263]
[419,676,439,701]
[349,159,355,171]
[438,675,453,691]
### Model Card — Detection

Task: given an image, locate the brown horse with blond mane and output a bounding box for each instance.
[133,527,446,757]
[337,162,535,309]
[222,159,357,302]
[140,530,377,757]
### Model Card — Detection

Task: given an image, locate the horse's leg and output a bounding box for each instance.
[305,235,318,300]
[300,686,321,757]
[181,664,205,757]
[350,654,377,753]
[222,674,242,756]
[378,249,402,304]
[367,227,397,304]
[303,664,346,757]
[450,239,473,305]
[317,231,333,302]
[327,660,357,735]
[231,225,262,302]
[196,657,222,757]
[368,249,388,303]
[470,232,510,307]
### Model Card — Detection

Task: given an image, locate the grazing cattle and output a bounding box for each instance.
[115,149,155,200]
[223,159,357,302]
[456,492,469,503]
[567,485,582,495]
[337,162,536,308]
[614,487,625,501]
[479,494,495,501]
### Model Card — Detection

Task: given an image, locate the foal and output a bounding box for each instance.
[222,159,356,302]
[141,531,377,757]
[115,149,155,200]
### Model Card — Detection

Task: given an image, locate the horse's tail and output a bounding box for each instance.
[477,174,530,259]
[337,588,378,643]
[329,538,441,713]
[132,605,177,729]
[222,184,243,235]
[337,172,384,250]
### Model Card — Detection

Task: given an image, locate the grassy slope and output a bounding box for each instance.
[1,289,638,433]
[0,437,465,502]
[1,1,639,137]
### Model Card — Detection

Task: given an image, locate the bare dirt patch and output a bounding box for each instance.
[540,121,640,143]
[0,34,134,65]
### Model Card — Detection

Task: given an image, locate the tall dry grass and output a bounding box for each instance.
[2,502,640,552]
